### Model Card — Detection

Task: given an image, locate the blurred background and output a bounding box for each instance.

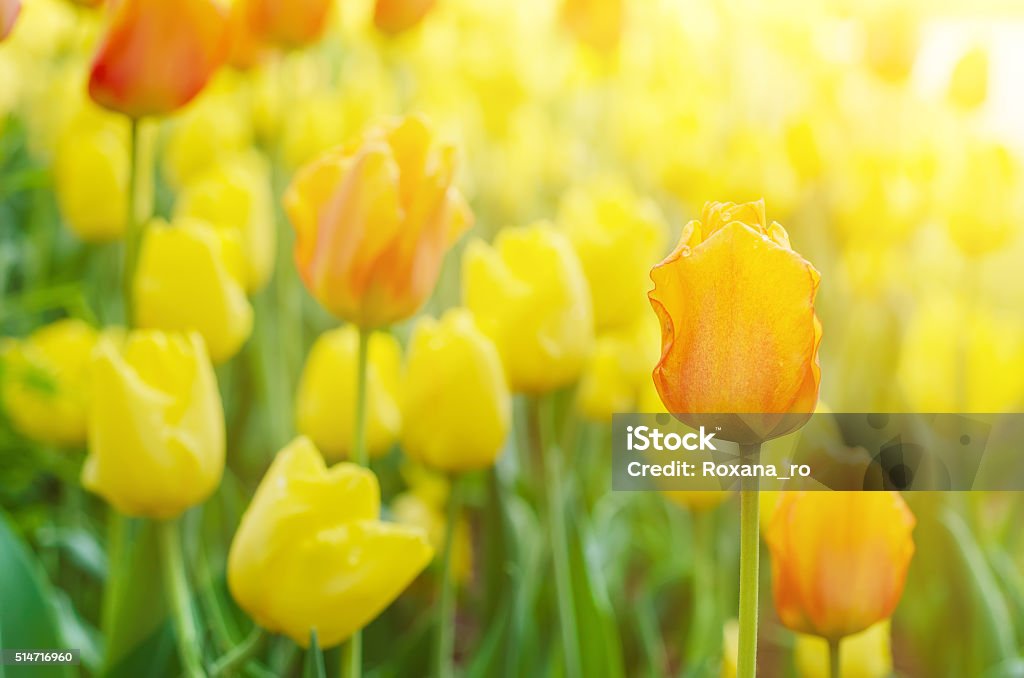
[2,0,1024,676]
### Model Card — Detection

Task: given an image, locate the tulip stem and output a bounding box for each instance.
[529,398,582,678]
[736,443,761,678]
[341,326,372,678]
[828,638,841,678]
[121,117,145,327]
[158,519,206,678]
[436,473,465,678]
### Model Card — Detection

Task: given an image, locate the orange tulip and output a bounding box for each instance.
[226,0,270,70]
[88,0,228,118]
[561,0,624,53]
[1,0,19,41]
[374,0,436,35]
[765,492,915,641]
[649,200,821,444]
[244,0,332,50]
[284,114,472,329]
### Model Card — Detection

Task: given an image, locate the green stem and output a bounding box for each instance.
[736,442,761,678]
[435,474,465,678]
[159,519,206,677]
[121,117,145,327]
[687,510,719,666]
[210,627,265,677]
[529,398,582,678]
[828,637,841,678]
[342,326,372,678]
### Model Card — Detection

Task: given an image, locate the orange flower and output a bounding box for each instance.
[649,200,821,444]
[244,0,332,50]
[88,0,228,118]
[765,492,916,641]
[561,0,624,53]
[374,0,436,35]
[226,0,270,70]
[1,0,20,41]
[284,114,472,329]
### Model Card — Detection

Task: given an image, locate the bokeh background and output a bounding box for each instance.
[2,0,1024,676]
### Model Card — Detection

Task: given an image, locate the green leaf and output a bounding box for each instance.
[0,509,73,678]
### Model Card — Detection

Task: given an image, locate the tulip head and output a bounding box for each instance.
[285,114,472,328]
[765,492,915,642]
[54,106,129,242]
[948,46,988,111]
[374,0,436,35]
[244,0,332,49]
[296,327,402,461]
[88,0,228,118]
[576,313,659,422]
[162,86,251,189]
[561,0,624,53]
[649,200,821,444]
[1,0,20,41]
[174,152,276,292]
[227,436,433,647]
[402,309,511,472]
[463,223,594,394]
[82,330,225,518]
[133,219,254,364]
[1,319,97,446]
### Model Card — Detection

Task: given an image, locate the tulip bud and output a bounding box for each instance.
[296,326,402,461]
[948,46,988,111]
[243,0,332,50]
[374,0,436,35]
[863,7,919,83]
[133,219,254,364]
[227,436,433,647]
[765,492,915,641]
[577,313,659,422]
[649,200,821,444]
[88,0,229,118]
[162,86,251,189]
[1,319,97,446]
[561,0,624,53]
[402,309,511,472]
[462,223,594,394]
[1,0,20,41]
[558,178,667,332]
[285,114,472,328]
[174,151,276,293]
[794,619,892,678]
[82,330,225,518]
[54,106,129,242]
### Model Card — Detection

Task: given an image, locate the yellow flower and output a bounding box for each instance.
[558,178,667,332]
[649,200,821,444]
[462,223,594,393]
[285,114,472,328]
[943,141,1018,258]
[391,490,471,583]
[948,46,988,111]
[174,151,276,292]
[402,309,510,472]
[863,6,919,83]
[133,219,254,363]
[280,90,348,171]
[53,106,129,242]
[1,319,98,446]
[227,436,433,647]
[162,84,251,189]
[82,330,225,518]
[721,619,739,678]
[662,490,731,512]
[576,312,659,422]
[794,620,892,678]
[765,492,915,641]
[296,326,402,461]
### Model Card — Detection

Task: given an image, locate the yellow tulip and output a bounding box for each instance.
[402,309,511,472]
[82,330,225,518]
[863,6,919,83]
[279,90,348,171]
[558,178,667,332]
[662,490,731,512]
[227,436,433,647]
[561,0,624,53]
[576,312,659,422]
[1,319,97,446]
[295,326,402,461]
[162,85,251,189]
[795,620,892,678]
[284,114,472,328]
[462,223,594,393]
[53,106,129,242]
[391,490,471,583]
[943,141,1018,258]
[721,619,739,678]
[948,46,988,111]
[174,151,276,292]
[133,219,254,364]
[765,492,915,641]
[649,200,821,444]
